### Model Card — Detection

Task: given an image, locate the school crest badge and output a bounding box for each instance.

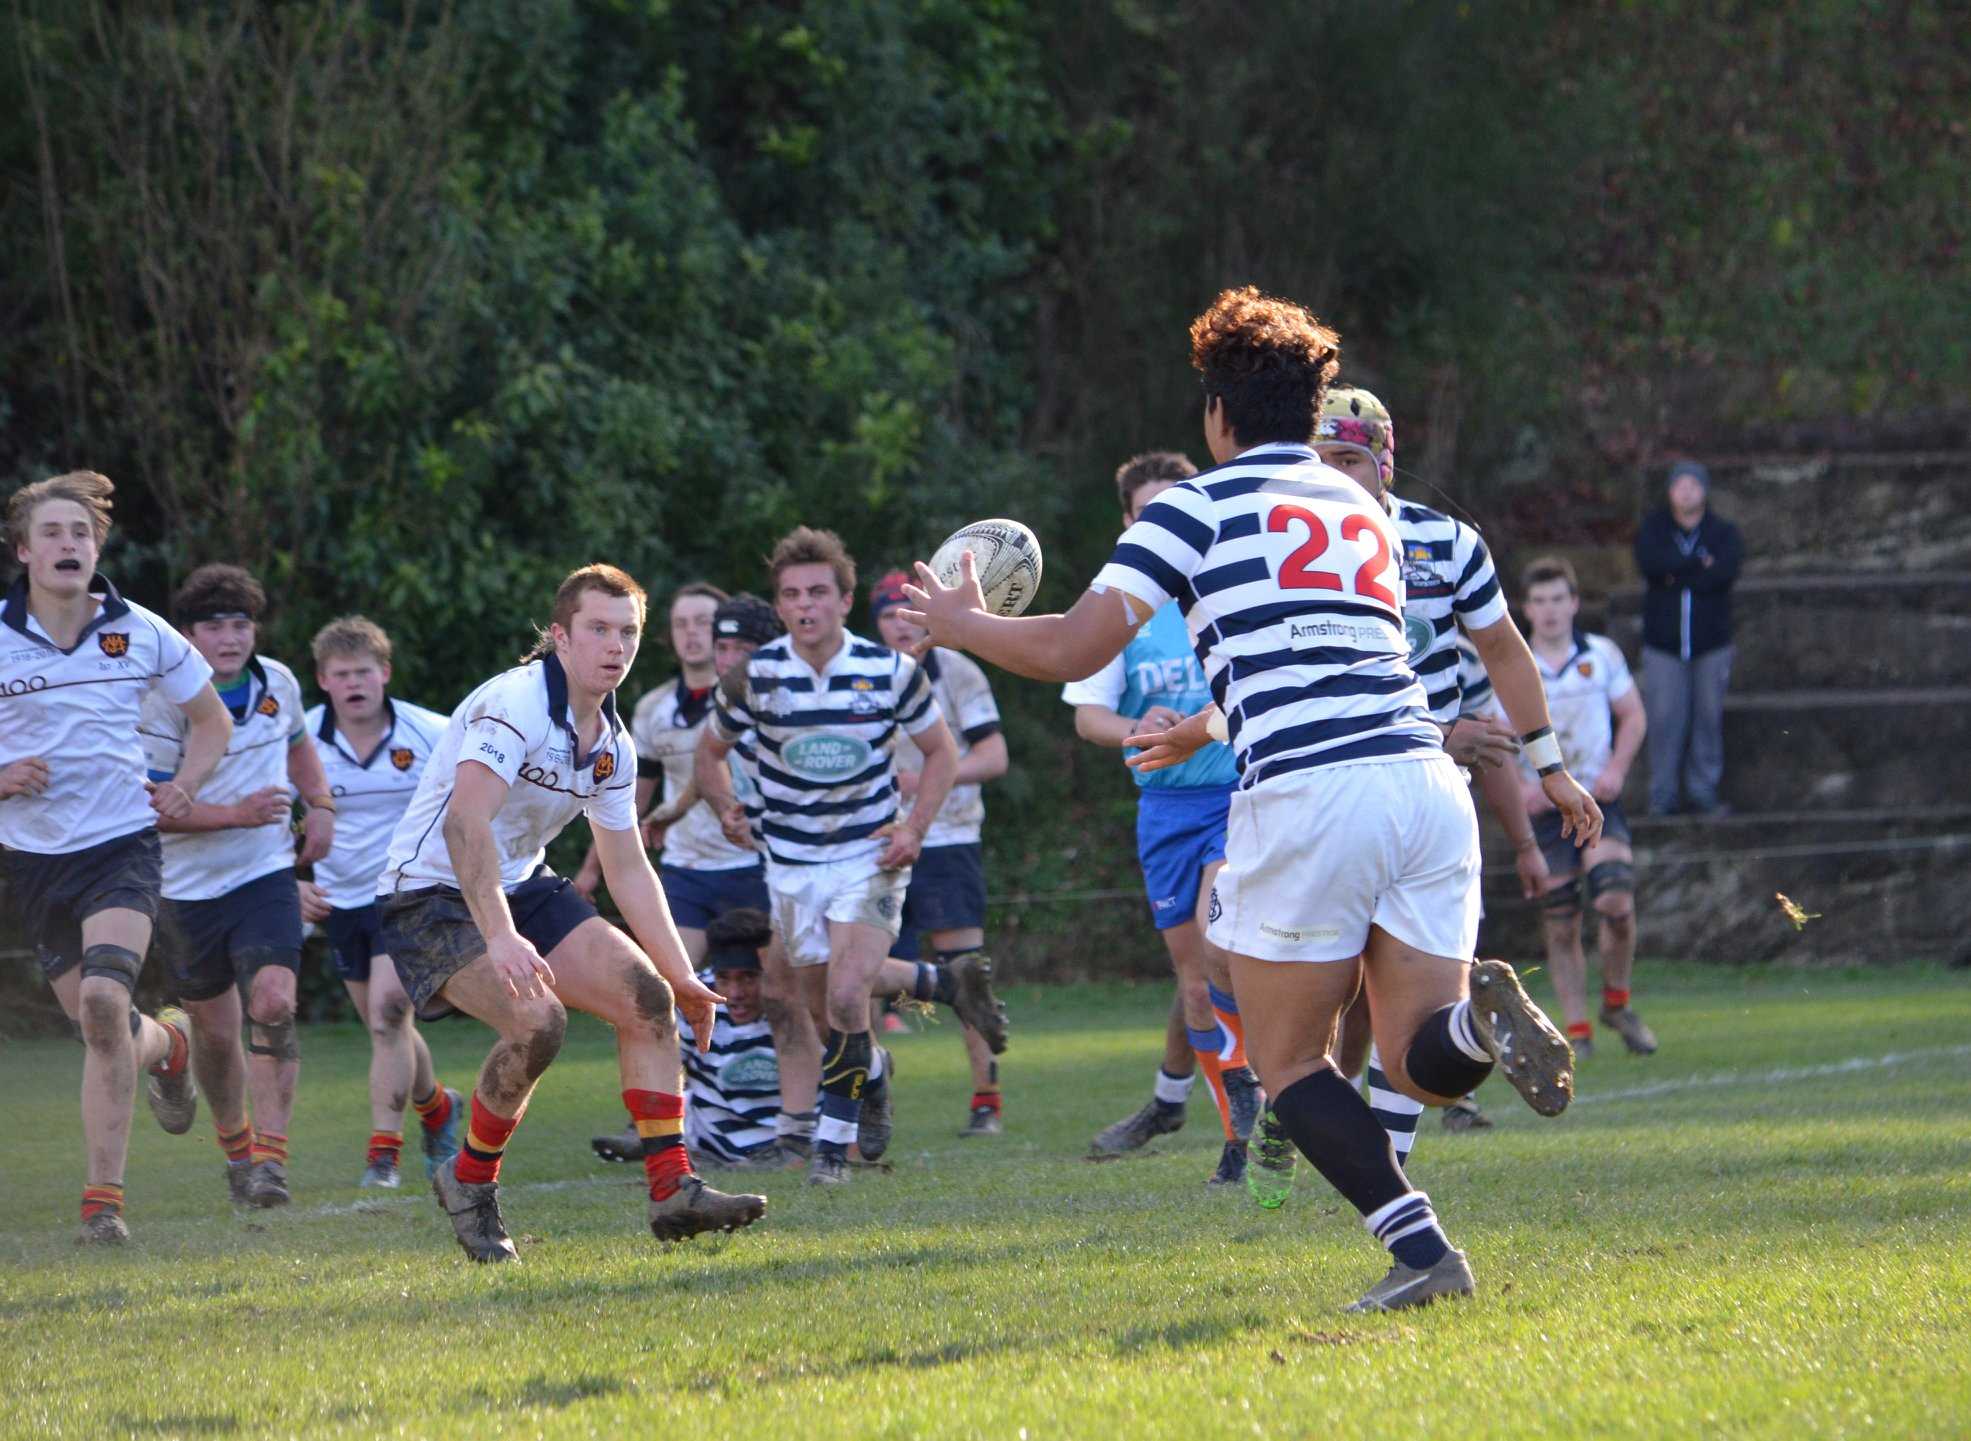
[1577,661,1595,679]
[390,747,415,771]
[593,749,616,781]
[256,694,280,717]
[97,631,130,658]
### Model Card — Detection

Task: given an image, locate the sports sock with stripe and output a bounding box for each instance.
[1206,982,1249,1069]
[1364,1044,1424,1166]
[1404,1000,1495,1098]
[367,1130,403,1166]
[1152,1067,1195,1106]
[1602,986,1630,1011]
[454,1092,520,1185]
[81,1182,124,1222]
[816,1028,870,1155]
[215,1118,253,1166]
[250,1131,288,1167]
[412,1082,454,1135]
[624,1089,692,1200]
[1187,1023,1241,1141]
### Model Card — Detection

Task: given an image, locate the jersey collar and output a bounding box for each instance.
[316,694,400,767]
[541,653,620,770]
[1532,629,1591,678]
[2,573,131,653]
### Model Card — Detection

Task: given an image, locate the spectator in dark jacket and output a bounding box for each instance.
[1634,460,1743,815]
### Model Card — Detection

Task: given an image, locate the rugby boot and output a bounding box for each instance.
[1439,1095,1493,1133]
[1246,1108,1298,1210]
[944,952,1009,1054]
[856,1048,895,1162]
[1600,1004,1659,1056]
[647,1175,767,1241]
[431,1154,517,1263]
[145,1007,198,1135]
[1569,1031,1596,1062]
[1343,1249,1476,1313]
[1089,1096,1186,1157]
[360,1157,402,1189]
[246,1160,291,1208]
[805,1147,851,1187]
[590,1123,645,1164]
[1223,1064,1264,1141]
[1206,1140,1248,1187]
[225,1160,252,1206]
[76,1210,129,1246]
[959,1103,1003,1138]
[1467,959,1574,1117]
[776,1131,812,1168]
[421,1086,466,1178]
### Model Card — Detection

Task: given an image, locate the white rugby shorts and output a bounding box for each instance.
[1207,754,1480,963]
[768,852,910,968]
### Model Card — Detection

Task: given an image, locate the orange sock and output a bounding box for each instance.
[1207,983,1248,1069]
[215,1120,253,1165]
[81,1182,124,1221]
[250,1131,288,1166]
[624,1089,691,1200]
[455,1092,519,1185]
[971,1087,1002,1115]
[1194,1051,1239,1142]
[1603,987,1631,1011]
[367,1130,403,1166]
[149,1018,188,1078]
[412,1083,454,1134]
[1566,1021,1594,1041]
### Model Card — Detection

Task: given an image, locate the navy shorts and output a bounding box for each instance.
[1534,798,1633,880]
[380,869,596,1021]
[4,827,162,984]
[1135,785,1232,932]
[325,903,387,983]
[889,842,987,962]
[659,862,770,932]
[157,867,304,1002]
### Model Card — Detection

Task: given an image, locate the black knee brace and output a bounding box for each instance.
[244,1015,299,1061]
[1586,861,1636,902]
[820,1028,871,1102]
[80,943,142,990]
[1536,877,1583,919]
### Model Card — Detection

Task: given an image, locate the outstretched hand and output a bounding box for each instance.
[898,551,986,656]
[1124,708,1215,774]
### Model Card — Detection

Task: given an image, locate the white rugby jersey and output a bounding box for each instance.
[679,982,780,1162]
[306,697,449,910]
[379,654,637,895]
[1390,497,1508,724]
[1091,443,1441,789]
[1503,632,1635,791]
[896,647,1001,848]
[141,654,305,900]
[711,631,940,867]
[632,676,759,873]
[0,577,212,855]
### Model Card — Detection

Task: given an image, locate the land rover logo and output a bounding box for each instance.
[782,732,871,781]
[1403,613,1435,665]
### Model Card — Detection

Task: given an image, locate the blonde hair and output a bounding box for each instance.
[312,615,393,668]
[6,471,115,550]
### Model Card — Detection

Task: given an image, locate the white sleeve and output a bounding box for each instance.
[1089,483,1215,612]
[272,661,308,741]
[1600,638,1636,702]
[941,652,1001,740]
[153,617,213,706]
[458,679,530,787]
[586,729,639,831]
[1061,647,1127,709]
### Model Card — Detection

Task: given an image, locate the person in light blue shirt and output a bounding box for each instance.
[1062,451,1261,1187]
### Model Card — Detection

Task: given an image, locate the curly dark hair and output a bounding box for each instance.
[768,525,856,597]
[1188,285,1342,446]
[1113,450,1198,514]
[173,563,266,623]
[705,907,772,952]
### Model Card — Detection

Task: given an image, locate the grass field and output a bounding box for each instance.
[2,963,1968,1440]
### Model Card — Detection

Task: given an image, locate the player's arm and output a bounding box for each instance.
[1466,615,1603,847]
[955,730,1008,785]
[903,554,1141,684]
[590,820,722,1051]
[148,685,238,825]
[287,728,335,865]
[1688,520,1743,591]
[441,759,553,998]
[1475,757,1548,900]
[575,772,660,898]
[1594,685,1648,803]
[692,727,753,849]
[884,715,957,872]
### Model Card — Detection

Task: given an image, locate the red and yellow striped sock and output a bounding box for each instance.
[412,1083,454,1135]
[624,1089,690,1201]
[455,1092,520,1185]
[81,1182,124,1222]
[971,1087,1002,1115]
[149,1017,188,1078]
[250,1131,288,1167]
[367,1130,403,1166]
[215,1120,253,1165]
[1566,1021,1594,1042]
[1602,987,1631,1012]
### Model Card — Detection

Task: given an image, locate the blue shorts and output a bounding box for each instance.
[325,903,385,983]
[157,867,304,1003]
[3,827,162,984]
[659,863,770,932]
[1135,785,1233,932]
[1534,799,1633,880]
[890,842,987,961]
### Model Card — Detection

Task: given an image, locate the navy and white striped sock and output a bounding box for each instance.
[1364,1045,1424,1167]
[1363,1188,1452,1271]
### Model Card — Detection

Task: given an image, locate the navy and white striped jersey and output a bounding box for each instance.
[711,632,941,866]
[1091,442,1441,790]
[1455,635,1495,719]
[679,981,780,1162]
[1390,498,1508,723]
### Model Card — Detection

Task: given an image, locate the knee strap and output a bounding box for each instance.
[1535,877,1583,917]
[1586,861,1636,901]
[80,943,142,990]
[245,1015,299,1061]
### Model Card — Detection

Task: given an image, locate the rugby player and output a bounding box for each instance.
[1,472,229,1243]
[1065,452,1262,1187]
[870,569,1013,1137]
[695,527,961,1186]
[378,564,765,1261]
[677,908,784,1170]
[299,616,462,1188]
[1514,557,1654,1058]
[142,564,331,1210]
[903,286,1599,1310]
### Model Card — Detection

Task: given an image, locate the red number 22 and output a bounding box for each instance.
[1267,506,1396,606]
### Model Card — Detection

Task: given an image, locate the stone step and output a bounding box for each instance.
[1605,573,1971,690]
[1692,451,1971,574]
[1714,687,1971,812]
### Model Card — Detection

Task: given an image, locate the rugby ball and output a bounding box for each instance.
[929,519,1043,617]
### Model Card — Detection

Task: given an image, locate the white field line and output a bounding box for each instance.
[1571,1044,1971,1106]
[301,1172,631,1219]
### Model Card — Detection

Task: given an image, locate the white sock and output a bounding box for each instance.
[1153,1067,1196,1105]
[1364,1045,1424,1166]
[1448,1001,1490,1063]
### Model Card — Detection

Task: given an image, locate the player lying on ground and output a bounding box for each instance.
[904,286,1599,1311]
[377,564,765,1261]
[299,615,463,1189]
[1,471,229,1243]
